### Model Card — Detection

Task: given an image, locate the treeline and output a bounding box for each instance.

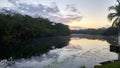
[71,27,118,36]
[103,27,118,36]
[0,10,70,43]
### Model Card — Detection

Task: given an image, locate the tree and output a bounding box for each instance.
[0,10,70,45]
[108,0,120,27]
[108,0,120,46]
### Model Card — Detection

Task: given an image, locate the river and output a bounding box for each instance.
[0,34,119,68]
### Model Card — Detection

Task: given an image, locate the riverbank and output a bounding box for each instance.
[95,62,120,68]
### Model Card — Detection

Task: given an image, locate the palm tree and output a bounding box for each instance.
[108,0,120,46]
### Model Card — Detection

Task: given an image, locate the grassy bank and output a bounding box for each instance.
[95,62,120,68]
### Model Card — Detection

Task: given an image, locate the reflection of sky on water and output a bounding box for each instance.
[0,37,118,68]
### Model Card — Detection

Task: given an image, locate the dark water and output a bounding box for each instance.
[0,34,119,68]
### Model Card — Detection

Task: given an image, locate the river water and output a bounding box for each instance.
[0,34,118,68]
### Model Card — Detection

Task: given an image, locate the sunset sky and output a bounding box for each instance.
[0,0,117,30]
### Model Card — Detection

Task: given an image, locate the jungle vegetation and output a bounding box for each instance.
[0,10,70,44]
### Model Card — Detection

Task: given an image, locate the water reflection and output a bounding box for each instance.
[0,34,119,68]
[0,36,70,60]
[71,34,117,45]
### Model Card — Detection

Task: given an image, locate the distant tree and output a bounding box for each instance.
[103,27,118,36]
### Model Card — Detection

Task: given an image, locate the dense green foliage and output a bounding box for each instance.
[0,11,70,44]
[71,27,118,36]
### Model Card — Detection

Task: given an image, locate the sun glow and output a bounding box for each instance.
[65,17,112,30]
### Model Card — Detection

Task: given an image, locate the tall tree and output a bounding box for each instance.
[108,0,120,46]
[108,0,120,27]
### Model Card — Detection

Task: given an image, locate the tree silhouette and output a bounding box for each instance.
[108,0,120,28]
[108,0,120,45]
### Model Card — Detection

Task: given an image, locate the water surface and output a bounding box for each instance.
[0,34,118,68]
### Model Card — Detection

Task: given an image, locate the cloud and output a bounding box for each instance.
[49,4,82,23]
[62,4,82,22]
[66,4,78,13]
[0,0,82,23]
[0,0,15,9]
[6,0,60,17]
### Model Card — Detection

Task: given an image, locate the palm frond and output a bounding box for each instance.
[112,17,119,27]
[107,13,117,21]
[109,6,116,11]
[108,0,120,28]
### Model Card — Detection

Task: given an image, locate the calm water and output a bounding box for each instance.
[0,34,119,68]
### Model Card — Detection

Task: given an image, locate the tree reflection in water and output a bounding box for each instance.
[0,36,70,60]
[0,34,119,68]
